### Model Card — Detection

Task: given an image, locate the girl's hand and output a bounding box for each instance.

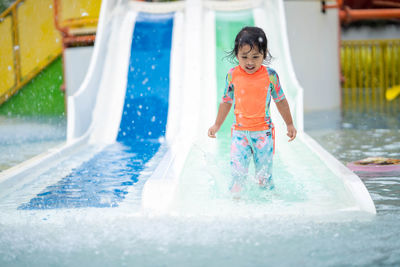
[208,124,220,138]
[287,124,297,142]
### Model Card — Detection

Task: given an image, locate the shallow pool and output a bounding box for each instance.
[0,116,66,172]
[0,109,399,266]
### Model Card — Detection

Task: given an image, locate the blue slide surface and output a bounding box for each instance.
[19,13,174,210]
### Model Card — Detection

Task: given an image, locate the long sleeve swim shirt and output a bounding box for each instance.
[222,65,286,131]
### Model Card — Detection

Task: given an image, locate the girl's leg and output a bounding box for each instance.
[230,130,252,192]
[250,130,274,189]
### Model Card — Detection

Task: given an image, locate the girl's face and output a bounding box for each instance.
[236,44,264,74]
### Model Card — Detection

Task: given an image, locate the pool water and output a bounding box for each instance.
[305,109,400,215]
[0,109,400,266]
[0,116,66,172]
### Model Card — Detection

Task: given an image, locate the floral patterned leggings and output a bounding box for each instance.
[230,129,274,190]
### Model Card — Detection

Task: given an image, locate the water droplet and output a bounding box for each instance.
[151,116,156,122]
[137,111,141,116]
[148,131,152,136]
[151,65,156,70]
[142,78,149,85]
[138,105,142,109]
[81,12,89,17]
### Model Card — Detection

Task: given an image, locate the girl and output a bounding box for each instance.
[208,26,297,193]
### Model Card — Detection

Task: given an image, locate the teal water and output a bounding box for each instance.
[0,109,399,266]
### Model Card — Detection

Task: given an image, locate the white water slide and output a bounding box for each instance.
[0,0,376,216]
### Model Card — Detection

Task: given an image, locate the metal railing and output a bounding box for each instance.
[341,39,400,114]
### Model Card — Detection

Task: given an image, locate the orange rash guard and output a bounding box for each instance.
[222,65,286,131]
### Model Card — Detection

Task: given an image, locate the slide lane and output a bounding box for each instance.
[4,12,175,210]
[171,4,375,216]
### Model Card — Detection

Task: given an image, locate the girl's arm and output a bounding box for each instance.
[208,102,232,138]
[275,99,297,142]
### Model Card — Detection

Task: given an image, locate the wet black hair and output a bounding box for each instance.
[227,26,272,65]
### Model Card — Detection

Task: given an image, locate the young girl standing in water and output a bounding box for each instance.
[208,26,297,193]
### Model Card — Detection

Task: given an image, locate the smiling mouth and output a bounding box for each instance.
[246,66,255,70]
